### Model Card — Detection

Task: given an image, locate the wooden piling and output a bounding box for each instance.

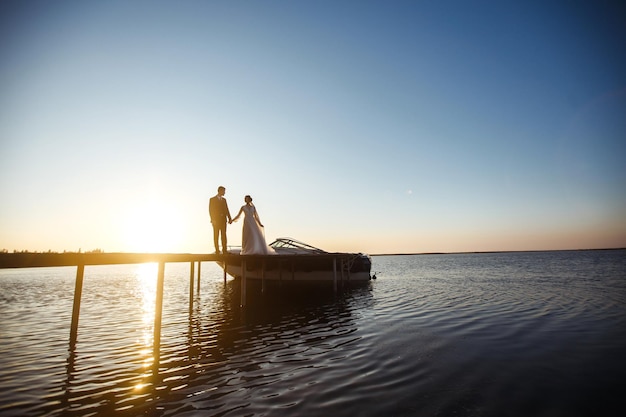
[261,259,266,293]
[196,261,201,293]
[153,262,165,365]
[241,258,247,307]
[189,261,195,314]
[69,264,85,345]
[333,257,337,293]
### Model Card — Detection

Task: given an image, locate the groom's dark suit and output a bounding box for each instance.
[209,195,231,253]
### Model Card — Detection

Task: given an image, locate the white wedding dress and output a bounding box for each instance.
[240,205,275,255]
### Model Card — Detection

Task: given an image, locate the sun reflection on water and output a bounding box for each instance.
[134,263,158,390]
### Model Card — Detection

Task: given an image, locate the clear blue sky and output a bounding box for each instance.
[1,0,625,254]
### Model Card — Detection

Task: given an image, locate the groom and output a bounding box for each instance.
[209,186,232,254]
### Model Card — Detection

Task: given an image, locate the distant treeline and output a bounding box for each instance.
[0,249,104,254]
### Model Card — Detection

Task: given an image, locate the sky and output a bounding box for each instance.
[1,0,625,255]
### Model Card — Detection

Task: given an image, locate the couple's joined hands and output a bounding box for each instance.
[228,219,263,227]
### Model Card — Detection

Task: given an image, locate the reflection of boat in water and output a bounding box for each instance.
[220,238,372,286]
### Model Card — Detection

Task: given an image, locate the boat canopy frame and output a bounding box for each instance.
[269,238,327,254]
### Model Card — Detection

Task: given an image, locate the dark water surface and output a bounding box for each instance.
[1,250,625,416]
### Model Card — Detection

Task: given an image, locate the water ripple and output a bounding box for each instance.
[1,250,625,416]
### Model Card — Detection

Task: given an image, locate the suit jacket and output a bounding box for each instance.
[209,196,231,224]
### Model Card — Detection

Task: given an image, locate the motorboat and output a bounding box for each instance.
[219,238,372,286]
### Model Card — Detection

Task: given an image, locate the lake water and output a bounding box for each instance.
[1,250,625,416]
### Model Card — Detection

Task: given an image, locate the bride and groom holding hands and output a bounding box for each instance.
[209,186,275,255]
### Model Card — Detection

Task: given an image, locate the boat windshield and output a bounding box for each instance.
[269,238,327,253]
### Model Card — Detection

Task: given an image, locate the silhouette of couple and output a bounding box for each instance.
[208,186,275,255]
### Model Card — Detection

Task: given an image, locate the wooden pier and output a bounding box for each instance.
[0,252,225,362]
[0,251,352,362]
[0,252,221,269]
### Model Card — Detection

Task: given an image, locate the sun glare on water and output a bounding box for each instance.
[134,262,157,391]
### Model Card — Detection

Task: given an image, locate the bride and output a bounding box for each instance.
[231,195,276,255]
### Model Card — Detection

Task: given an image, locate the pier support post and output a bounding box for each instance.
[333,257,337,293]
[153,262,165,366]
[261,259,266,293]
[69,264,85,345]
[241,258,247,307]
[189,261,195,314]
[196,261,201,293]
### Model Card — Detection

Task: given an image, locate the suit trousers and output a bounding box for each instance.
[213,221,227,253]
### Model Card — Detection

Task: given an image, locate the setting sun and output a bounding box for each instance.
[122,199,184,253]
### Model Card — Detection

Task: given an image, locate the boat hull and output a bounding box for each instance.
[219,253,372,285]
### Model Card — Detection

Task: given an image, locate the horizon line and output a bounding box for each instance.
[2,247,624,257]
[369,247,626,256]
